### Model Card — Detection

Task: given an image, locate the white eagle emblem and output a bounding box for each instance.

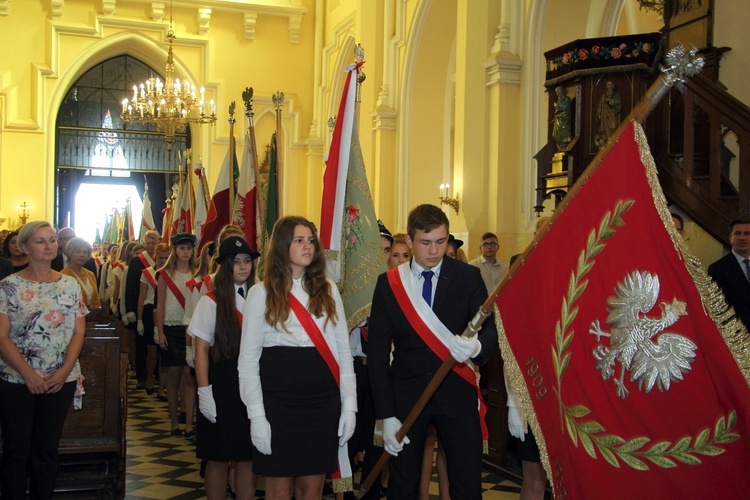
[589,270,697,399]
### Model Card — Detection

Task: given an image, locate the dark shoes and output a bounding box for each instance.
[184,430,196,441]
[170,428,182,437]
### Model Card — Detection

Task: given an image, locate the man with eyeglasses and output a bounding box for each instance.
[468,232,508,295]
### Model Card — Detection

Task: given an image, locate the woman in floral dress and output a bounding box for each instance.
[0,220,87,498]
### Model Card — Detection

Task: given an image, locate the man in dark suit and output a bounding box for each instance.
[368,204,498,498]
[708,217,750,332]
[124,230,160,389]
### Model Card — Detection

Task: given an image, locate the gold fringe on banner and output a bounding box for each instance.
[634,122,750,384]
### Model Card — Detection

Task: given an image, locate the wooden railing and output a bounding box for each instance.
[650,73,750,245]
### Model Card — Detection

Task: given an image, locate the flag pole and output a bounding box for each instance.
[356,44,705,500]
[273,91,285,218]
[228,102,237,222]
[243,87,263,250]
[353,43,365,133]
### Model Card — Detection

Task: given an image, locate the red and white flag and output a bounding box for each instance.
[140,182,156,237]
[176,173,193,234]
[193,165,209,245]
[496,122,750,499]
[199,144,237,252]
[233,131,259,253]
[319,62,361,280]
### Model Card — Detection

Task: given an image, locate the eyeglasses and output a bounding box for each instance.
[481,242,498,248]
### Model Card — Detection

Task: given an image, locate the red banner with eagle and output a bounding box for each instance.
[496,122,750,498]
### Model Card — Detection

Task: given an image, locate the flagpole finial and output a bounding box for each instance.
[328,117,336,135]
[354,43,364,64]
[242,87,254,119]
[662,45,704,87]
[228,101,236,125]
[272,91,285,110]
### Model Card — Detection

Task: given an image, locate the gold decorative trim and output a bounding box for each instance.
[634,122,750,383]
[332,476,353,493]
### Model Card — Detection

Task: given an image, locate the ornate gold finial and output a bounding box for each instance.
[354,43,365,63]
[328,117,336,134]
[242,87,254,118]
[273,91,285,110]
[228,101,236,125]
[662,45,705,86]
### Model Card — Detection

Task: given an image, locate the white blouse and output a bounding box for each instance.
[188,284,246,346]
[163,270,192,326]
[238,278,356,419]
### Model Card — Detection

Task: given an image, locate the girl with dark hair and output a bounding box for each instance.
[190,236,258,499]
[238,216,356,499]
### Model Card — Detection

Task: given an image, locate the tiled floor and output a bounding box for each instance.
[65,379,528,499]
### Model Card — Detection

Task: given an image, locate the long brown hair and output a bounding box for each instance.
[212,253,255,362]
[263,216,337,330]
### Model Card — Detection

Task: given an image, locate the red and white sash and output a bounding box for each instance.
[386,264,489,447]
[205,291,243,323]
[139,252,154,268]
[288,293,352,492]
[142,267,157,290]
[159,271,186,310]
[111,261,124,271]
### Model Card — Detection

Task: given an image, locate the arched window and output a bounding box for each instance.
[55,55,187,229]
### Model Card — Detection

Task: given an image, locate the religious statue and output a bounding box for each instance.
[552,85,573,151]
[595,80,622,148]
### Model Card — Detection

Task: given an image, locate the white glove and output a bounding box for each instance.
[508,405,528,441]
[197,385,217,423]
[338,410,357,446]
[382,416,410,456]
[136,320,144,336]
[251,416,272,455]
[449,335,481,363]
[153,327,160,344]
[124,312,136,325]
[185,345,195,368]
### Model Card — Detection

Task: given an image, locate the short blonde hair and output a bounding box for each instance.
[143,230,159,241]
[17,221,53,248]
[63,237,92,259]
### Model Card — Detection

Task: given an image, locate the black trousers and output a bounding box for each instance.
[0,380,76,499]
[388,396,482,500]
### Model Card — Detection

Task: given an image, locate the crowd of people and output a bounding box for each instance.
[0,209,746,499]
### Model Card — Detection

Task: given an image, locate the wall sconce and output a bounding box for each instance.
[439,183,459,214]
[18,201,30,225]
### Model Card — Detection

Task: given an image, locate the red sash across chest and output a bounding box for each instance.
[288,293,340,387]
[205,291,243,322]
[159,271,186,309]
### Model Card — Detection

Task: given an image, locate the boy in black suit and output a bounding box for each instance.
[368,204,498,499]
[708,217,750,332]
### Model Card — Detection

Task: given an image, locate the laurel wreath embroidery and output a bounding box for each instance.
[551,199,740,470]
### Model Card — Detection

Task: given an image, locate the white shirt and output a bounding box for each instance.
[163,270,192,325]
[188,283,246,346]
[238,277,356,419]
[469,255,508,294]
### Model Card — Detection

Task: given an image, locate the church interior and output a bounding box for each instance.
[1,0,749,498]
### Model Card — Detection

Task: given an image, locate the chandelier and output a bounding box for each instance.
[121,24,216,151]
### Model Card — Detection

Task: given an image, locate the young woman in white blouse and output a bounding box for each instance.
[238,216,356,500]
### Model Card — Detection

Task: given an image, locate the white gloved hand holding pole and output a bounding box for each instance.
[508,405,528,441]
[382,416,410,456]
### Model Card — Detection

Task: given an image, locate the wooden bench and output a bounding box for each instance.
[0,333,126,498]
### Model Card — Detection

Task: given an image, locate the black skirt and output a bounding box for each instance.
[142,304,157,346]
[196,352,253,461]
[160,325,186,367]
[253,346,340,477]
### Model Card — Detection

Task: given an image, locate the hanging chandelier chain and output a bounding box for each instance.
[120,0,216,151]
